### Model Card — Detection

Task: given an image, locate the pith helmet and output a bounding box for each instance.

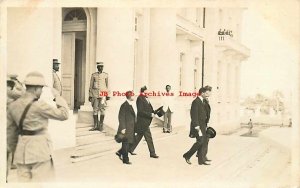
[24,71,46,86]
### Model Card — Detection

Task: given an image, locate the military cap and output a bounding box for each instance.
[96,62,104,66]
[53,59,60,64]
[24,71,47,86]
[206,127,216,138]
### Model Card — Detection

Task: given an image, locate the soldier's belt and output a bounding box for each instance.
[19,129,44,136]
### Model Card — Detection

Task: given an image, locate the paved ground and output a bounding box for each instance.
[7,127,292,187]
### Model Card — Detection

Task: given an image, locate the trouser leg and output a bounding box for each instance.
[129,133,143,153]
[197,136,208,163]
[167,110,172,132]
[99,98,106,131]
[163,113,168,132]
[184,139,202,159]
[144,128,156,155]
[90,115,98,131]
[122,142,129,163]
[203,138,209,159]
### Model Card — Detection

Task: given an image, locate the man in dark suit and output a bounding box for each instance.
[129,86,159,158]
[202,85,212,161]
[116,91,136,164]
[183,86,212,165]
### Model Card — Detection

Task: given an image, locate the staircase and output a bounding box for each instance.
[70,112,184,163]
[70,122,119,162]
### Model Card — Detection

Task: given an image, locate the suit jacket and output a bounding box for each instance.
[52,70,62,96]
[204,99,211,123]
[7,92,69,164]
[136,94,154,133]
[117,101,136,143]
[189,97,208,138]
[89,72,108,98]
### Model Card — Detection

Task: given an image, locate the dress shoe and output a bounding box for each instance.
[115,151,122,161]
[206,159,212,162]
[123,161,132,165]
[150,154,159,158]
[166,130,171,133]
[89,127,97,131]
[129,151,137,155]
[183,155,192,165]
[199,162,210,165]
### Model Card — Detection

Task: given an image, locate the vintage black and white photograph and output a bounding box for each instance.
[0,0,299,187]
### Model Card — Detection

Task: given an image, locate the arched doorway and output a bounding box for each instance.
[62,8,87,110]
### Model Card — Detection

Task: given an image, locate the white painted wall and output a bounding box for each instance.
[7,7,76,149]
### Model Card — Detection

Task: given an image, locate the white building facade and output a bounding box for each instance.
[6,7,249,149]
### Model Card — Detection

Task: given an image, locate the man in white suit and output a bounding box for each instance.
[162,85,174,133]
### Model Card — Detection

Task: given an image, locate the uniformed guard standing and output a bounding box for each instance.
[52,59,62,96]
[89,62,109,131]
[7,71,69,182]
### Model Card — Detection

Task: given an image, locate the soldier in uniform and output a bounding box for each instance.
[89,62,109,131]
[7,74,25,172]
[7,71,69,182]
[7,74,25,103]
[52,59,62,96]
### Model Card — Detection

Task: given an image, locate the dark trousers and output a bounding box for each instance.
[130,127,156,155]
[184,132,208,164]
[118,142,130,162]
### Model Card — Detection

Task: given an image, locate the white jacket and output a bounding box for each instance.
[161,93,175,112]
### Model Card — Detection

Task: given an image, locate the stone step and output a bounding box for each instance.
[72,118,185,163]
[76,138,116,151]
[76,128,104,137]
[76,123,93,128]
[76,134,113,147]
[70,145,119,163]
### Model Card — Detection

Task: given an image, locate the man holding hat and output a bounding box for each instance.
[52,59,62,96]
[183,86,212,165]
[115,91,136,165]
[88,62,109,131]
[129,86,159,158]
[7,71,69,182]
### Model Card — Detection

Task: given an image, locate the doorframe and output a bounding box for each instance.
[61,8,97,109]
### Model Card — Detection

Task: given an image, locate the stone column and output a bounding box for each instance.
[93,8,135,130]
[82,8,97,109]
[149,9,177,92]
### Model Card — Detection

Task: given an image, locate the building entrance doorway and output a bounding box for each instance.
[62,8,87,110]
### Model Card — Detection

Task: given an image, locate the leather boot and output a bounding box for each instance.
[99,115,105,131]
[89,115,98,131]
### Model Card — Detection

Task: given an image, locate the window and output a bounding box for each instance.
[64,8,86,21]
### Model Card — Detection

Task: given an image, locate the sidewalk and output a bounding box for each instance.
[7,127,292,187]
